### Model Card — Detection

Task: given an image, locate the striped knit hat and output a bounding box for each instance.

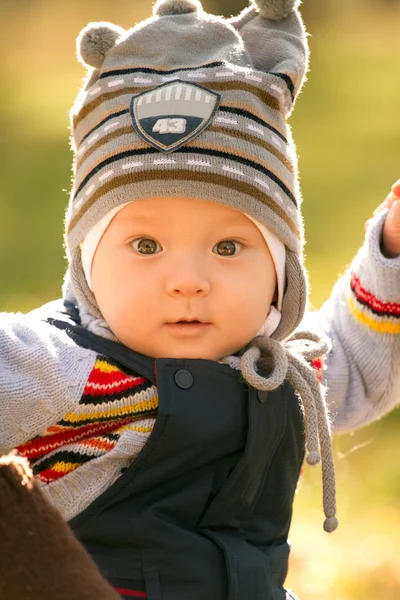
[65,0,309,343]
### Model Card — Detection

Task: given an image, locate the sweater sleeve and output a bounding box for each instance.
[0,312,97,453]
[310,210,400,433]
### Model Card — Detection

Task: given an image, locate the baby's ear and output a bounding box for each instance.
[77,22,126,70]
[228,0,309,116]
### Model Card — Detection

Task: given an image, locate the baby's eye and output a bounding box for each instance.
[131,238,162,255]
[214,240,242,256]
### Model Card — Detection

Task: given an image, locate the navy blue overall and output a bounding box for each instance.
[49,303,305,600]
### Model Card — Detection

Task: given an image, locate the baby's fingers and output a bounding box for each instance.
[373,179,400,216]
[373,192,397,216]
[382,198,400,258]
[391,179,400,196]
[365,180,400,234]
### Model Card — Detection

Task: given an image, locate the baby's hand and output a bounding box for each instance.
[365,180,400,258]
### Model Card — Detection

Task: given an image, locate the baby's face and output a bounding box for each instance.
[91,197,277,361]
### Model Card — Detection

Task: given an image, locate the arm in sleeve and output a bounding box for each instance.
[0,312,97,453]
[311,210,400,433]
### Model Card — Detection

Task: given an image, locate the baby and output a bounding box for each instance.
[1,1,400,599]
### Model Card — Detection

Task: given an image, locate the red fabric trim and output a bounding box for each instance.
[311,357,323,382]
[114,588,147,598]
[351,273,400,316]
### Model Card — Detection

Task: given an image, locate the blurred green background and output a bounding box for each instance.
[0,0,399,598]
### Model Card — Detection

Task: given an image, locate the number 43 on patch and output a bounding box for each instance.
[152,118,187,134]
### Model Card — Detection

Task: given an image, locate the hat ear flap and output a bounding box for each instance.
[77,22,126,70]
[228,2,308,115]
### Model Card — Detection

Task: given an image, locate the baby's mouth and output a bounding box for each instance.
[177,320,200,324]
[168,317,210,324]
[166,320,211,334]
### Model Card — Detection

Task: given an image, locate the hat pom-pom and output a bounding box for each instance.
[77,22,126,70]
[251,0,300,20]
[153,0,203,16]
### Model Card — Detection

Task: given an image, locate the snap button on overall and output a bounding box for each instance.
[174,369,194,389]
[257,390,268,403]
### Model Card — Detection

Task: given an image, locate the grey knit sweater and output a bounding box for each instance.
[0,211,399,521]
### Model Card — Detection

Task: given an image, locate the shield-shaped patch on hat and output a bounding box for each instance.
[130,79,221,154]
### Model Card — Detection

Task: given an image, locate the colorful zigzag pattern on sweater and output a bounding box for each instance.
[16,357,158,483]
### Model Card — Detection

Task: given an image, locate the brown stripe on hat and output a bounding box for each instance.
[75,121,294,178]
[208,125,294,175]
[206,80,281,112]
[220,101,287,139]
[99,59,225,78]
[272,71,297,97]
[98,64,283,112]
[73,78,284,131]
[68,169,300,237]
[73,86,141,128]
[186,140,295,192]
[77,126,134,169]
[75,99,287,152]
[73,139,295,202]
[74,143,149,192]
[75,106,131,147]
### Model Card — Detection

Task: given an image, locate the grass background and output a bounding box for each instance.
[0,0,399,597]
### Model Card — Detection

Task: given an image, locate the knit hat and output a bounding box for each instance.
[64,0,339,533]
[65,0,309,343]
